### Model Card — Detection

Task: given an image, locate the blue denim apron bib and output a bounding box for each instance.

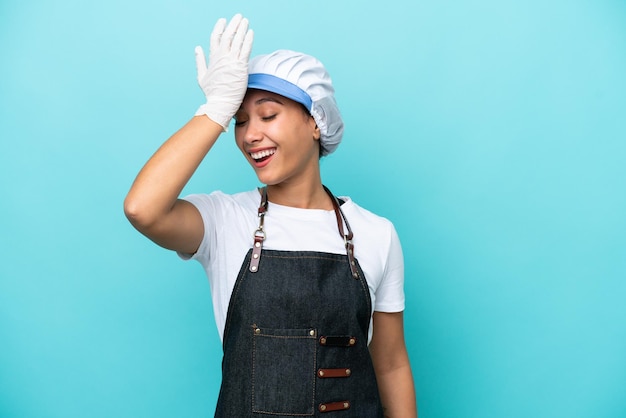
[215,187,384,417]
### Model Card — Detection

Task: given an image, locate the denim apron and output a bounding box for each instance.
[214,186,384,417]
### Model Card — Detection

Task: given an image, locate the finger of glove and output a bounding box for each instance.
[209,18,227,55]
[219,14,243,52]
[194,46,208,79]
[239,29,254,61]
[230,17,249,57]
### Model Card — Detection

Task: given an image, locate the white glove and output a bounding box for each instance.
[194,14,254,129]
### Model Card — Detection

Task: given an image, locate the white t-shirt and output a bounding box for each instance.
[180,189,405,343]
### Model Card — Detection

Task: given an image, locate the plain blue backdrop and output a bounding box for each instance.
[1,0,625,417]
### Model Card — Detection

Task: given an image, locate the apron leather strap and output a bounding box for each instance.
[250,186,359,279]
[249,187,268,273]
[323,186,359,279]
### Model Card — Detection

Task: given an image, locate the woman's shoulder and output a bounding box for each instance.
[340,196,395,230]
[339,196,400,250]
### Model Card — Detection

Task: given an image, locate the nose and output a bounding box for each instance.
[242,118,263,145]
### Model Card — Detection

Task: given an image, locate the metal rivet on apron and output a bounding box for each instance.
[320,336,327,345]
[345,369,351,376]
[309,329,315,336]
[349,338,356,346]
[318,370,325,377]
[319,404,327,411]
[343,402,350,409]
[254,242,261,248]
[254,328,261,334]
[251,265,257,272]
[253,253,259,259]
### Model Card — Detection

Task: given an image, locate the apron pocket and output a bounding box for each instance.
[252,326,317,416]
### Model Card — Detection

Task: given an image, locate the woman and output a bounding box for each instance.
[124,14,417,417]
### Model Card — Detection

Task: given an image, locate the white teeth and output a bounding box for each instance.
[250,149,276,160]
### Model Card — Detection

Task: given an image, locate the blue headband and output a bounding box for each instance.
[247,73,313,110]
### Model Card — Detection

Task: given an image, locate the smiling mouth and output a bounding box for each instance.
[250,148,276,163]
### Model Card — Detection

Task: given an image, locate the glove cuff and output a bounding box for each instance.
[195,104,231,131]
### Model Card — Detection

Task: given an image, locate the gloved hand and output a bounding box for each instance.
[194,14,254,129]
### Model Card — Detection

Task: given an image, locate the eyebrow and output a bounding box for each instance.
[254,97,284,106]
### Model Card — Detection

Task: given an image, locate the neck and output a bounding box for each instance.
[265,179,332,210]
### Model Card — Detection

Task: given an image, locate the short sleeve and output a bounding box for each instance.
[373,225,405,312]
[175,193,221,263]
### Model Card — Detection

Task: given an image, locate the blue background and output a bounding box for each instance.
[1,0,625,417]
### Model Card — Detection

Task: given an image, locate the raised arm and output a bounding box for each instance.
[123,14,253,254]
[369,311,418,418]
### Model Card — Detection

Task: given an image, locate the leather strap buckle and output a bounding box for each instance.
[250,188,268,273]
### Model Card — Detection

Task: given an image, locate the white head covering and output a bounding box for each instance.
[247,50,343,156]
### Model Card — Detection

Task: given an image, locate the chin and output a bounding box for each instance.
[257,179,283,187]
[254,172,279,186]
